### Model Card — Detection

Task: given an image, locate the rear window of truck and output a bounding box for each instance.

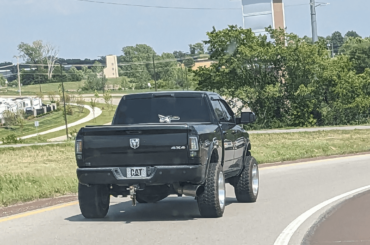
[113,96,212,124]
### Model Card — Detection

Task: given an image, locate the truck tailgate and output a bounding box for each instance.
[82,125,189,167]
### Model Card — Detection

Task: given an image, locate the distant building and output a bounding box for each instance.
[241,0,286,34]
[0,70,13,78]
[191,59,215,70]
[103,55,119,78]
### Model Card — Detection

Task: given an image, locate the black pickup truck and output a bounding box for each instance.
[75,91,259,218]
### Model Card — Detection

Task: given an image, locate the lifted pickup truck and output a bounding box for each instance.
[75,91,259,218]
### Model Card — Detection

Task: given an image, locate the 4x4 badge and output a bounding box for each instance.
[130,138,140,149]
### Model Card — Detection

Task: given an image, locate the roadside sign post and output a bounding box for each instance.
[35,121,39,142]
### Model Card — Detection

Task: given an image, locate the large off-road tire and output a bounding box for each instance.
[78,184,110,219]
[197,162,226,218]
[233,156,259,203]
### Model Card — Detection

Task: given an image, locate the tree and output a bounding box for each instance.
[173,51,186,59]
[18,40,44,65]
[2,110,17,128]
[0,74,6,87]
[340,37,370,74]
[82,73,106,91]
[345,30,361,39]
[18,41,59,81]
[183,57,195,68]
[303,36,313,43]
[103,90,112,114]
[68,67,84,81]
[330,31,344,54]
[16,110,26,133]
[43,43,59,79]
[91,61,103,74]
[121,77,130,90]
[156,52,177,84]
[119,44,178,89]
[90,91,99,121]
[194,25,370,128]
[189,42,205,55]
[119,44,155,87]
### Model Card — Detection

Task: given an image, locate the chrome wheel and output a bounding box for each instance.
[218,171,226,210]
[252,163,259,196]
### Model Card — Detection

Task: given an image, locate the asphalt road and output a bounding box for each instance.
[1,155,370,245]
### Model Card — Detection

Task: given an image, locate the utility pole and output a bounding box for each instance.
[59,63,69,139]
[185,67,189,90]
[152,54,157,91]
[310,0,318,43]
[39,76,42,93]
[14,56,21,96]
[102,73,105,93]
[331,43,334,57]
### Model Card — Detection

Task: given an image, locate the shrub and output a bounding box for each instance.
[1,134,24,144]
[63,105,73,116]
[68,128,78,140]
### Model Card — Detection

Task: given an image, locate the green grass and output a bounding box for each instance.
[0,105,89,140]
[1,81,84,94]
[0,78,193,96]
[1,129,370,206]
[1,78,122,94]
[0,143,77,207]
[250,129,370,164]
[25,103,117,142]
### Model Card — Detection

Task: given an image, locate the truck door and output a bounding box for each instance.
[218,100,243,173]
[210,98,237,174]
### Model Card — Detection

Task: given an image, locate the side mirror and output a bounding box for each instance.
[236,112,256,124]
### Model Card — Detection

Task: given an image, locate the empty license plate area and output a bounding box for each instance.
[127,167,147,178]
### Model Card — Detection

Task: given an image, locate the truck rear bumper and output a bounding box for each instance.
[77,165,206,186]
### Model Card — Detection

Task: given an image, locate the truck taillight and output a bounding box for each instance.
[76,140,83,154]
[189,137,199,151]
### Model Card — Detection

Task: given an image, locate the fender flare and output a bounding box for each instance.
[202,141,221,184]
[241,142,251,169]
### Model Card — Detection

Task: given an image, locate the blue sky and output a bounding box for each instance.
[0,0,369,63]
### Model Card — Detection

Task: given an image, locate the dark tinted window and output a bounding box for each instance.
[114,97,211,124]
[219,100,235,123]
[210,100,224,121]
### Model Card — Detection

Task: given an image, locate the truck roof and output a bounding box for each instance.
[122,91,219,100]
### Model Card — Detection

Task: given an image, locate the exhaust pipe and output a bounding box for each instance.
[175,184,204,197]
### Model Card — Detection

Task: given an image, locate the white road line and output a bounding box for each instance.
[274,185,370,245]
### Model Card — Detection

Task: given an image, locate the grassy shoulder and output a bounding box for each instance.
[0,143,76,207]
[1,129,370,207]
[0,105,89,140]
[250,129,370,164]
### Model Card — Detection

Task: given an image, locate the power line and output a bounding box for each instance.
[76,0,240,10]
[16,57,208,67]
[0,64,15,69]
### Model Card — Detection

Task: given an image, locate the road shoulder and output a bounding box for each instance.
[0,195,77,218]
